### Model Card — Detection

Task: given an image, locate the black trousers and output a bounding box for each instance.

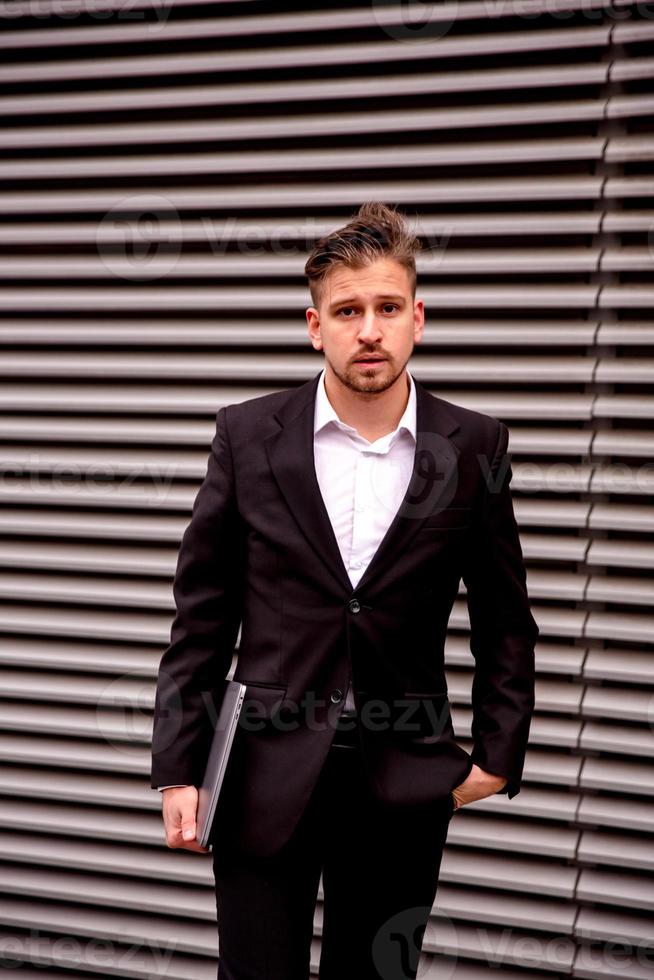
[212,719,455,980]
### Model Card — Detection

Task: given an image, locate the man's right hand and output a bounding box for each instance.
[161,785,210,853]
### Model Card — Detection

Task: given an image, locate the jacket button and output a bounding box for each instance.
[330,689,343,703]
[349,599,361,613]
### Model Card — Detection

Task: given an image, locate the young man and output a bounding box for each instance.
[150,202,539,979]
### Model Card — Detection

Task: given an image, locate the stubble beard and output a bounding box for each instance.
[328,355,410,396]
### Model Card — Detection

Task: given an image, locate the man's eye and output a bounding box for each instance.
[337,305,398,316]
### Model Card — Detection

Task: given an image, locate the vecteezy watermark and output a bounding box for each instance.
[0,927,180,972]
[0,456,180,507]
[94,209,354,280]
[372,907,458,979]
[369,0,653,45]
[364,432,462,523]
[417,225,454,273]
[197,689,455,737]
[96,671,160,751]
[371,0,459,43]
[472,926,654,972]
[96,194,182,281]
[0,0,176,26]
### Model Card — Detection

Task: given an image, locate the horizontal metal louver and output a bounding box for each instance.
[0,0,652,978]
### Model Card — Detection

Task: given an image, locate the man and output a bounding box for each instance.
[150,202,539,979]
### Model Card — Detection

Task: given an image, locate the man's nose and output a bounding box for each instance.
[357,314,383,342]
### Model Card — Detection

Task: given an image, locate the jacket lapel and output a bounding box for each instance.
[264,369,461,596]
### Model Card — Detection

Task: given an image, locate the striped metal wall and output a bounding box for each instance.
[0,1,653,977]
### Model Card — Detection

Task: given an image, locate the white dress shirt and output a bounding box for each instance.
[158,367,417,790]
[313,366,417,713]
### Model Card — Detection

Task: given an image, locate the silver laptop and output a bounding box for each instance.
[196,680,247,849]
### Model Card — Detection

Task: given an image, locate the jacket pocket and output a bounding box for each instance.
[390,690,452,742]
[237,682,288,731]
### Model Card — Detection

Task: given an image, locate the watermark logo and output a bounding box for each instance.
[97,194,182,281]
[371,0,459,43]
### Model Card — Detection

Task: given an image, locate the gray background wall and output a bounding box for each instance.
[0,1,653,977]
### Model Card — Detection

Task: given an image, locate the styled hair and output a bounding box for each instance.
[304,202,422,310]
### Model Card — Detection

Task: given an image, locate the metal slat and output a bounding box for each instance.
[578,794,654,834]
[0,764,171,807]
[0,99,611,150]
[422,918,574,975]
[0,25,612,83]
[0,248,606,278]
[0,317,601,344]
[599,288,654,310]
[586,575,654,605]
[596,322,654,343]
[0,896,218,962]
[586,540,654,571]
[0,636,161,673]
[0,799,161,844]
[0,415,209,443]
[589,466,654,497]
[0,176,605,213]
[0,731,148,775]
[585,611,654,645]
[1,863,214,914]
[0,215,605,245]
[611,55,654,82]
[440,850,578,898]
[581,758,654,798]
[0,62,610,117]
[576,868,654,912]
[447,813,579,859]
[0,572,175,610]
[0,508,186,540]
[606,136,654,162]
[583,648,654,685]
[582,686,654,724]
[0,137,608,181]
[581,722,654,759]
[0,285,605,313]
[0,602,169,644]
[576,906,654,948]
[0,383,597,421]
[593,395,654,420]
[514,500,591,529]
[601,246,654,271]
[3,0,256,13]
[593,430,654,456]
[436,883,577,933]
[0,670,156,713]
[0,0,621,51]
[0,351,601,381]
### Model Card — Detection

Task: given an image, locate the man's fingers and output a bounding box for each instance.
[166,823,210,852]
[160,786,209,852]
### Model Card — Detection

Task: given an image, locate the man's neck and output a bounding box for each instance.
[323,368,410,444]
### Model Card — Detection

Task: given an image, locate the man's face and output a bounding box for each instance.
[306,257,424,394]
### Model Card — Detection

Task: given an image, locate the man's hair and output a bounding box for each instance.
[304,202,422,310]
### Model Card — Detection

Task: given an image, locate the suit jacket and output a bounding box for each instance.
[150,369,539,858]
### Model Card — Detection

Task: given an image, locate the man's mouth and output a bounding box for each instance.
[354,356,386,363]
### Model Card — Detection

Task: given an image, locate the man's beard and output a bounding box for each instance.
[327,353,410,396]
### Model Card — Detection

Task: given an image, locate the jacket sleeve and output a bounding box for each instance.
[150,406,245,789]
[462,420,539,799]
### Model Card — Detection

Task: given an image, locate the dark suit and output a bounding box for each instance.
[150,369,539,864]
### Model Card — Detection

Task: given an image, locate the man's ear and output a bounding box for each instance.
[306,307,323,351]
[413,298,425,343]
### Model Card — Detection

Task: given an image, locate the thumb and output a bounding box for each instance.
[181,819,196,841]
